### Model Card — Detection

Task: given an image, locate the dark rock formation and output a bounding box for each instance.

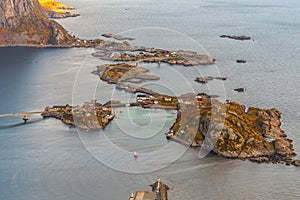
[292,160,300,167]
[195,76,227,84]
[234,88,245,92]
[236,60,247,63]
[220,35,251,41]
[101,33,135,41]
[0,0,75,46]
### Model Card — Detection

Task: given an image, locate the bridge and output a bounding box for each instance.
[0,111,43,123]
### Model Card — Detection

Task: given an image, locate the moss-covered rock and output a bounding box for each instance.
[167,93,296,165]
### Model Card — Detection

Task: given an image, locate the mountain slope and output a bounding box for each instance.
[0,0,75,46]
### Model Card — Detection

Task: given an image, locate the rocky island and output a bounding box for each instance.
[195,76,227,84]
[41,100,115,131]
[220,35,252,41]
[166,93,297,165]
[92,49,215,67]
[95,63,160,84]
[101,33,135,41]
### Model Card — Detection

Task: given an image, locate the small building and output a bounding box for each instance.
[52,104,72,111]
[132,191,156,200]
[195,95,202,101]
[103,107,112,112]
[90,99,97,106]
[163,97,172,102]
[137,94,150,102]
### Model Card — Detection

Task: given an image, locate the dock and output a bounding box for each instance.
[130,178,169,200]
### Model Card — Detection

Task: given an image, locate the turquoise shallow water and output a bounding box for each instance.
[0,0,300,199]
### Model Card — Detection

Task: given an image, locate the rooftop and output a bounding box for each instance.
[134,191,156,200]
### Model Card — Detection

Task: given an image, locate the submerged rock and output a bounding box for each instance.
[236,60,247,63]
[220,35,252,41]
[195,76,227,84]
[234,88,245,92]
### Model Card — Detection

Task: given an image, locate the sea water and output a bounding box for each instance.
[0,0,300,199]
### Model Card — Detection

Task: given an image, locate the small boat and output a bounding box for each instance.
[133,152,138,158]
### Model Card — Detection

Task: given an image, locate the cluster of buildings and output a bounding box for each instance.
[48,100,115,126]
[136,94,173,106]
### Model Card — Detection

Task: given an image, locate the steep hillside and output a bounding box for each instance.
[0,0,75,46]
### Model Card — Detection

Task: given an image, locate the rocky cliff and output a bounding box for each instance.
[0,0,75,46]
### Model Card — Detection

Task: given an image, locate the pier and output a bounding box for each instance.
[130,178,169,200]
[0,111,43,123]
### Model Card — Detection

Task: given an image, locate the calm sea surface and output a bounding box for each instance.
[0,0,300,199]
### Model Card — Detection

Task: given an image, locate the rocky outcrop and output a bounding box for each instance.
[234,88,245,92]
[195,76,226,84]
[208,103,295,163]
[236,60,247,63]
[167,93,296,165]
[0,0,75,46]
[94,63,160,84]
[220,35,252,41]
[292,160,300,167]
[101,33,135,41]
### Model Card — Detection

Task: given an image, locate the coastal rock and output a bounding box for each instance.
[234,88,245,92]
[38,0,80,19]
[236,60,247,63]
[167,94,296,165]
[46,11,80,19]
[292,160,300,167]
[220,35,252,41]
[95,63,160,84]
[41,101,115,131]
[195,76,226,84]
[0,0,76,46]
[102,33,135,41]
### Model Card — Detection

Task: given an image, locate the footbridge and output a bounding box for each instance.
[0,111,43,123]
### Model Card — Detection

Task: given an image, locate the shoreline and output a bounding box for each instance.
[38,0,80,18]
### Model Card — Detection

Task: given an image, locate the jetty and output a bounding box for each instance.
[130,178,169,200]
